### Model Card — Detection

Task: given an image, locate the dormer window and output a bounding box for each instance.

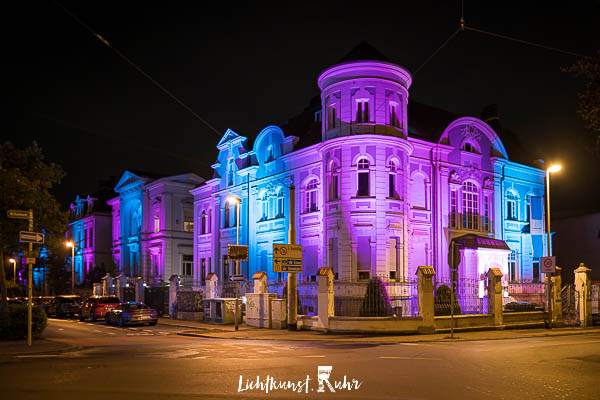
[355,99,370,123]
[266,144,275,162]
[461,142,478,153]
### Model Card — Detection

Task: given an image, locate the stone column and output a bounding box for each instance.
[574,263,592,327]
[416,266,436,334]
[93,282,102,296]
[551,267,563,327]
[486,268,504,327]
[252,271,268,294]
[205,272,218,299]
[169,275,179,319]
[317,267,335,332]
[101,274,113,296]
[115,274,127,302]
[135,277,145,303]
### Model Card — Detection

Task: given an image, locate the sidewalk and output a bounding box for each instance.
[0,338,78,356]
[158,318,600,343]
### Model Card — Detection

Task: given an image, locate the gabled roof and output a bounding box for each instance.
[336,41,392,64]
[114,170,151,193]
[217,128,247,150]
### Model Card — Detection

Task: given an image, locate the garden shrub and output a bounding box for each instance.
[360,277,392,317]
[0,304,48,340]
[434,285,462,316]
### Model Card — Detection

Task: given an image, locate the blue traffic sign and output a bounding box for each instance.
[19,231,44,244]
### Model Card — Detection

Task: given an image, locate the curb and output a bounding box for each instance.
[0,341,83,357]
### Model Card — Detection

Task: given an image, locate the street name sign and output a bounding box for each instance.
[7,210,30,219]
[228,245,249,261]
[273,243,303,273]
[19,231,44,244]
[229,274,246,282]
[541,256,556,274]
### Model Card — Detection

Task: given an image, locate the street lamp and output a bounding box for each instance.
[226,195,242,331]
[9,258,16,283]
[545,164,561,327]
[66,241,75,294]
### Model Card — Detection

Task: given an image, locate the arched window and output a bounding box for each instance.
[277,189,285,218]
[266,144,275,162]
[304,179,318,213]
[328,161,340,201]
[388,160,397,198]
[201,211,206,234]
[357,158,370,197]
[506,191,518,221]
[462,181,479,230]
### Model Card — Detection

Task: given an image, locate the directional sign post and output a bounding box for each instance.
[228,244,248,261]
[541,256,556,274]
[7,209,30,219]
[19,231,44,244]
[273,244,303,273]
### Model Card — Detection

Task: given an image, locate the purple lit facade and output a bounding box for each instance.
[191,55,548,286]
[108,171,203,284]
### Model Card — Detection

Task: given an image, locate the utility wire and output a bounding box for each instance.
[414,28,461,75]
[54,1,222,139]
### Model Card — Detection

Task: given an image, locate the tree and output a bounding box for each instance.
[0,141,68,310]
[564,51,600,154]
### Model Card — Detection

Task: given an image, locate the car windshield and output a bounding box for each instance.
[99,297,120,304]
[123,304,150,312]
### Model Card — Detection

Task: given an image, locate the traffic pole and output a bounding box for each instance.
[545,170,553,329]
[27,209,33,347]
[287,185,297,331]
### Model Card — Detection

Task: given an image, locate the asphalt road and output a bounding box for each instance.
[0,319,598,400]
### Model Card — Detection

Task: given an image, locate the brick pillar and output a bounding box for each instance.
[416,266,436,334]
[574,263,592,327]
[252,271,268,294]
[486,268,503,327]
[115,274,127,302]
[101,274,113,296]
[135,277,145,303]
[169,275,179,319]
[551,267,563,327]
[93,283,102,296]
[317,267,334,332]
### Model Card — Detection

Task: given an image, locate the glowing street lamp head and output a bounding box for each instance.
[9,258,15,264]
[547,165,562,173]
[66,241,74,248]
[227,196,240,205]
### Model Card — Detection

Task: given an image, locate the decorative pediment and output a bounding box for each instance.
[216,128,247,151]
[449,170,461,184]
[114,171,145,194]
[460,125,482,142]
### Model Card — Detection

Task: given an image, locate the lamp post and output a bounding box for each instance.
[9,258,16,283]
[545,164,561,326]
[66,241,75,294]
[226,195,241,331]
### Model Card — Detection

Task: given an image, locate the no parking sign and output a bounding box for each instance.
[541,256,556,274]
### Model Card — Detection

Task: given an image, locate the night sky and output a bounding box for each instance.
[5,1,599,216]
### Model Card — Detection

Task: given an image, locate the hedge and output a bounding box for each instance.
[0,304,48,340]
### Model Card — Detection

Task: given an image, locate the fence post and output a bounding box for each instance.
[115,274,127,302]
[486,268,504,327]
[416,266,436,334]
[205,273,218,299]
[101,273,113,296]
[551,267,563,327]
[253,271,268,294]
[574,263,592,327]
[169,275,179,319]
[136,277,145,303]
[317,267,334,332]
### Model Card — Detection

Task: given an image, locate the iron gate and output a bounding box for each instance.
[562,284,578,326]
[123,287,136,302]
[145,286,168,316]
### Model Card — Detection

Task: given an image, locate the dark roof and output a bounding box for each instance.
[452,234,511,250]
[280,95,322,149]
[407,101,463,142]
[336,41,392,64]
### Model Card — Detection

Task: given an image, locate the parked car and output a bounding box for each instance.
[105,302,158,327]
[7,297,25,305]
[47,295,82,317]
[79,295,121,321]
[33,296,54,315]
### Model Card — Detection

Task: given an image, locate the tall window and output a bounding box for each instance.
[390,103,400,128]
[260,192,268,221]
[356,100,370,123]
[277,190,285,218]
[506,191,518,220]
[329,162,340,201]
[508,250,517,281]
[89,227,93,247]
[224,204,230,228]
[201,211,206,234]
[483,195,490,232]
[357,158,370,197]
[208,210,212,233]
[327,105,336,130]
[388,160,397,198]
[154,214,160,233]
[182,255,193,276]
[532,258,540,282]
[462,142,477,153]
[526,194,532,222]
[183,209,194,232]
[227,159,235,186]
[450,190,458,228]
[304,179,318,213]
[462,181,479,230]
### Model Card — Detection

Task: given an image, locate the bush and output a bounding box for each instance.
[360,277,392,317]
[434,285,462,316]
[177,291,203,312]
[0,304,48,340]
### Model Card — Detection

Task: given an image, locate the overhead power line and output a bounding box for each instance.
[54,1,222,139]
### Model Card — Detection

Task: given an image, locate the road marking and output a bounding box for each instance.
[399,343,419,346]
[301,355,325,358]
[15,354,60,358]
[58,328,64,331]
[108,332,115,335]
[379,356,441,360]
[193,356,208,359]
[92,330,102,333]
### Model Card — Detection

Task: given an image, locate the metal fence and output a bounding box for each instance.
[592,285,599,315]
[435,278,487,315]
[507,282,546,310]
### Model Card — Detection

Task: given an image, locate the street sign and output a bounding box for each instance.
[273,243,303,273]
[541,256,556,274]
[7,210,30,219]
[229,274,246,281]
[19,231,44,244]
[228,245,249,261]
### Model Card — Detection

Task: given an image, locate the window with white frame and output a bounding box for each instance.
[182,254,193,276]
[355,99,370,123]
[508,250,517,281]
[389,102,400,128]
[201,211,206,234]
[462,181,479,230]
[277,189,285,218]
[462,142,478,153]
[329,161,340,201]
[450,189,458,228]
[327,104,336,130]
[260,191,268,221]
[506,191,518,220]
[388,160,398,198]
[526,194,532,222]
[357,158,370,197]
[304,179,318,213]
[483,195,491,232]
[183,209,194,232]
